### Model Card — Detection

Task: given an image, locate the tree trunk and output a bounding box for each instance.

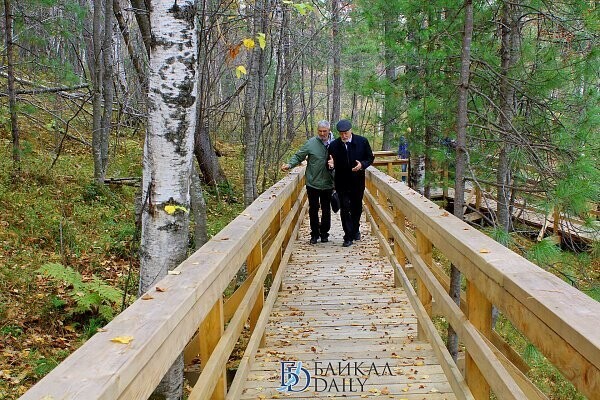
[194,0,228,187]
[447,0,473,362]
[243,0,268,206]
[191,162,208,250]
[4,0,20,177]
[381,17,394,151]
[330,0,341,124]
[112,0,146,89]
[139,0,198,397]
[91,0,104,184]
[496,1,520,233]
[100,0,114,181]
[283,8,295,142]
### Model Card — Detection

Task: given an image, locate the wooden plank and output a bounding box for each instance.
[415,228,433,341]
[465,280,491,400]
[199,298,226,399]
[247,240,264,333]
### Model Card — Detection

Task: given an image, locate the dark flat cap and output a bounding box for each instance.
[336,119,352,132]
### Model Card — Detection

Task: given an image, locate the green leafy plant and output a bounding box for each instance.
[37,263,122,321]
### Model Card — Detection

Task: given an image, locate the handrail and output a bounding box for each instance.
[365,167,600,399]
[20,167,308,400]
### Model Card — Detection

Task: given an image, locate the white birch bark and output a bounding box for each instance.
[139,0,198,398]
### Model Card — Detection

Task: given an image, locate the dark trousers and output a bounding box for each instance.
[338,189,364,241]
[306,186,333,239]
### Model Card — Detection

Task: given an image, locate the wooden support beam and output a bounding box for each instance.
[415,228,433,341]
[466,280,492,400]
[199,298,226,400]
[247,239,264,344]
[393,208,406,288]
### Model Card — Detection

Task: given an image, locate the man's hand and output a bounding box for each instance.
[281,163,290,172]
[328,155,334,169]
[352,160,362,172]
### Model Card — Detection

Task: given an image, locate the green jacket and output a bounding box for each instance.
[287,136,334,190]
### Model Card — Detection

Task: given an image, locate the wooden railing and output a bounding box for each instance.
[364,167,600,399]
[20,168,308,400]
[372,150,409,182]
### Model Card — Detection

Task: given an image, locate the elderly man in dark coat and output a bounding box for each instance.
[327,119,374,247]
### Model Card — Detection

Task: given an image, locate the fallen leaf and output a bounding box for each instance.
[141,294,154,300]
[168,270,181,275]
[110,336,134,344]
[479,248,490,254]
[156,286,166,292]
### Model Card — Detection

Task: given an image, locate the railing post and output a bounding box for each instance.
[387,161,393,176]
[247,240,264,344]
[466,280,492,399]
[377,190,389,256]
[553,206,561,244]
[443,162,449,199]
[393,209,406,288]
[269,213,282,276]
[199,298,226,400]
[415,229,433,341]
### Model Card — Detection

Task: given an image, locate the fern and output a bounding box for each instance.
[37,263,122,321]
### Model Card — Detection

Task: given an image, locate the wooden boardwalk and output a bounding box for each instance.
[240,213,456,399]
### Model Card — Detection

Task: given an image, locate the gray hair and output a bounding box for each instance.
[317,120,330,129]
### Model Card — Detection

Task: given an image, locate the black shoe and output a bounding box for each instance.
[320,236,329,243]
[310,237,318,244]
[354,232,361,241]
[342,240,353,247]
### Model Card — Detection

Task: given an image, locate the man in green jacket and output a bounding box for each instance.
[281,120,334,244]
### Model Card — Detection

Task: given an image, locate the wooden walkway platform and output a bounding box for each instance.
[240,213,456,399]
[429,187,598,243]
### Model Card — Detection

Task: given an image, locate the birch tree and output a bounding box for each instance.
[138,0,198,397]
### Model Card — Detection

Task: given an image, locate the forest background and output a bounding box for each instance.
[0,0,598,398]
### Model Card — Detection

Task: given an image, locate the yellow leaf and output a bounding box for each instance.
[168,270,181,275]
[110,336,134,344]
[164,205,176,214]
[165,205,189,215]
[479,248,491,253]
[141,294,154,300]
[235,65,247,78]
[256,33,266,49]
[242,38,255,49]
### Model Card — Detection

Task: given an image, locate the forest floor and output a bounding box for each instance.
[0,128,598,399]
[0,129,248,399]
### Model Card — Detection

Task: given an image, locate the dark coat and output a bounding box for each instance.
[328,134,374,192]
